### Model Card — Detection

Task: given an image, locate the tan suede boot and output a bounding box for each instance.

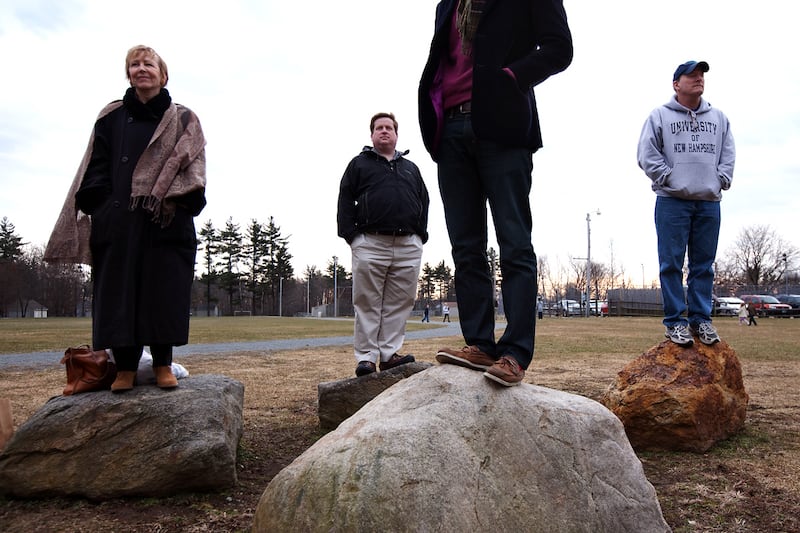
[111,371,137,393]
[154,366,178,389]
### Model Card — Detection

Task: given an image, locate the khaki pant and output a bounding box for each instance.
[351,233,423,364]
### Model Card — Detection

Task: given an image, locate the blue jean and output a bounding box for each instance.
[437,114,536,368]
[654,196,720,327]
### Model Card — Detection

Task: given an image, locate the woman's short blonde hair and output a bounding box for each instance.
[125,45,169,87]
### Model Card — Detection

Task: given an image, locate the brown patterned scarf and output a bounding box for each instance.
[44,101,206,265]
[457,0,486,55]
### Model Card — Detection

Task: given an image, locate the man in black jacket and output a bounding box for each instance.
[337,112,430,377]
[419,0,572,386]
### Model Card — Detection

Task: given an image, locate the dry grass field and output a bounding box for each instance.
[1,316,798,532]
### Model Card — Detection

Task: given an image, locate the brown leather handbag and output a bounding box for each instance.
[60,345,117,395]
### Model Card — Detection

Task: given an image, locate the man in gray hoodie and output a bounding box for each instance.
[637,60,735,347]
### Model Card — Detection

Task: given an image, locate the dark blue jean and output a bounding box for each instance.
[437,114,536,368]
[655,196,720,327]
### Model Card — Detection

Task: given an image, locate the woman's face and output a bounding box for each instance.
[127,53,165,98]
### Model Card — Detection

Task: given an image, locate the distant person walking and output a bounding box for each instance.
[747,302,758,326]
[442,303,451,323]
[537,298,544,320]
[45,45,207,393]
[738,304,748,325]
[637,60,735,347]
[337,112,430,377]
[422,304,431,323]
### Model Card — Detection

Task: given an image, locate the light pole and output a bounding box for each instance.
[279,277,283,317]
[783,253,789,294]
[585,210,601,317]
[333,256,338,318]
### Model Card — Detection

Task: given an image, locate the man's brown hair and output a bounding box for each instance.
[370,112,398,133]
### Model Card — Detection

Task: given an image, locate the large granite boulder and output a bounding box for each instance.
[0,374,243,500]
[254,365,670,533]
[317,361,432,430]
[601,339,748,453]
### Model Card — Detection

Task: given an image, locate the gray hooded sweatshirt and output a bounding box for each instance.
[637,95,735,201]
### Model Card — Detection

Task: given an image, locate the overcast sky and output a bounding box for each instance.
[1,0,797,287]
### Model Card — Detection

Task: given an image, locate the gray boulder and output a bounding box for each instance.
[254,365,670,532]
[317,361,433,430]
[0,374,243,500]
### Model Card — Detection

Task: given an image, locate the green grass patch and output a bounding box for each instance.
[1,314,798,366]
[0,316,448,354]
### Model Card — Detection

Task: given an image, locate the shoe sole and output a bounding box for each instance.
[483,371,522,387]
[436,351,492,370]
[689,329,721,346]
[665,333,694,347]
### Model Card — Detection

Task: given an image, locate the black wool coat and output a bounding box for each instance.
[76,89,205,349]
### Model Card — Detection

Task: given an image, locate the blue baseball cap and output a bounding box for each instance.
[673,60,710,82]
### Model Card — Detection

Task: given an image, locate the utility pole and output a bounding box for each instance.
[585,210,601,317]
[333,256,338,317]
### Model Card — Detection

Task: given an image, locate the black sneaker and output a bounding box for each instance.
[355,361,376,377]
[379,353,415,371]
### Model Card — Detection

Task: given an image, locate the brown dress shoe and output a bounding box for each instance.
[111,371,137,393]
[435,346,495,370]
[154,366,178,389]
[483,355,525,387]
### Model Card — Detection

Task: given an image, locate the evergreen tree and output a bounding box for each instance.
[419,262,435,302]
[217,217,243,314]
[244,219,267,314]
[198,219,219,316]
[0,217,25,261]
[433,260,453,301]
[263,217,293,315]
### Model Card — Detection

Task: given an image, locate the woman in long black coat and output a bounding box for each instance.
[48,45,207,392]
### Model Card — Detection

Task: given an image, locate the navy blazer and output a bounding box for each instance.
[418,0,573,159]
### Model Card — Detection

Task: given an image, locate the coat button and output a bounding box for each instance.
[112,201,121,208]
[121,156,129,163]
[127,117,133,123]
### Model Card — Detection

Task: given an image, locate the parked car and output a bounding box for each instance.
[588,300,606,316]
[713,296,744,316]
[775,294,800,309]
[557,299,582,317]
[739,295,793,317]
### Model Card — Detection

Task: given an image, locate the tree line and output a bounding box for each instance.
[1,214,797,318]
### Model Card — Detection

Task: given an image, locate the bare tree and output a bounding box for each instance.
[726,225,798,288]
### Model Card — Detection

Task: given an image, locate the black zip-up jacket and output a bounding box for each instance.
[337,146,429,244]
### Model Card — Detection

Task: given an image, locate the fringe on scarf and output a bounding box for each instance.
[130,195,177,228]
[457,0,485,55]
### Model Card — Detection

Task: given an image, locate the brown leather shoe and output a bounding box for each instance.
[154,366,178,389]
[483,355,525,387]
[436,346,495,370]
[111,371,137,393]
[379,353,415,372]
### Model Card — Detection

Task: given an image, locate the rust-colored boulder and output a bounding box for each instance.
[601,339,748,453]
